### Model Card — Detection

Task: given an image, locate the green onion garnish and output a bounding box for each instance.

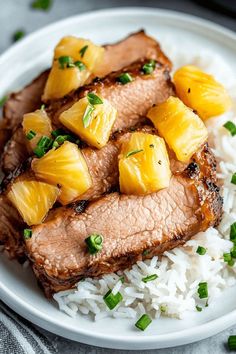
[79,45,88,58]
[230,222,236,242]
[196,246,207,255]
[41,104,45,111]
[23,229,32,240]
[197,282,208,299]
[34,146,46,158]
[13,30,25,42]
[142,274,158,283]
[228,259,235,267]
[103,289,123,310]
[0,95,7,108]
[85,233,103,254]
[58,56,74,69]
[51,128,65,138]
[74,61,86,71]
[37,136,52,149]
[82,104,95,128]
[126,149,143,158]
[26,130,36,140]
[142,59,156,75]
[160,305,167,313]
[118,73,133,85]
[135,314,152,331]
[224,121,236,136]
[231,246,236,258]
[143,249,150,256]
[224,253,232,262]
[196,305,202,312]
[87,92,103,105]
[231,173,236,185]
[228,335,236,350]
[31,0,52,11]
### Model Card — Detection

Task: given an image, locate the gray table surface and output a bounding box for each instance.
[1,0,235,353]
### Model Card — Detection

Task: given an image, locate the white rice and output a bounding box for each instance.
[54,47,236,321]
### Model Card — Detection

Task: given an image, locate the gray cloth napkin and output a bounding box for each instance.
[0,301,56,354]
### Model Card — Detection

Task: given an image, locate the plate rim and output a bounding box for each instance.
[0,7,236,350]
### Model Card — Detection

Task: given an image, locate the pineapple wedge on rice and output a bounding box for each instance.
[59,94,117,149]
[7,177,60,226]
[32,141,92,205]
[173,65,232,120]
[43,36,104,101]
[22,108,52,150]
[147,96,208,163]
[119,132,171,195]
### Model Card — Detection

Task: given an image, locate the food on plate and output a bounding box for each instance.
[147,96,208,162]
[59,94,117,148]
[7,177,60,225]
[173,65,232,120]
[119,132,171,194]
[43,36,104,100]
[1,29,234,325]
[22,107,52,150]
[32,141,92,205]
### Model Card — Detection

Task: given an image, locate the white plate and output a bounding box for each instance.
[0,7,236,350]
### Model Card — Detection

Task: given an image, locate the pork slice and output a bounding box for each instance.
[25,146,222,296]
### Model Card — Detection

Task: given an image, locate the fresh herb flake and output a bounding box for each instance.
[87,92,103,105]
[126,149,143,158]
[79,45,88,58]
[228,335,236,350]
[74,60,86,71]
[228,259,235,267]
[135,314,152,331]
[58,56,74,69]
[231,173,236,185]
[224,253,232,262]
[13,30,25,42]
[196,305,202,312]
[26,130,36,140]
[85,233,103,255]
[230,222,236,242]
[103,289,123,310]
[196,246,207,255]
[23,229,32,240]
[231,245,236,258]
[82,104,95,128]
[118,72,133,85]
[142,59,156,75]
[31,0,52,11]
[142,274,158,283]
[223,121,236,136]
[197,282,208,299]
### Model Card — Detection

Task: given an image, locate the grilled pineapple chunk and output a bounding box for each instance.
[43,36,104,100]
[173,65,232,120]
[7,179,59,225]
[32,141,92,205]
[119,132,171,195]
[22,109,52,150]
[147,96,208,162]
[59,95,117,148]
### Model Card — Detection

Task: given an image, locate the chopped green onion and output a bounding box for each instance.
[197,282,208,299]
[196,246,207,255]
[79,45,88,58]
[26,130,36,140]
[37,136,52,149]
[103,289,123,310]
[231,173,236,185]
[160,305,167,313]
[13,30,25,42]
[51,128,65,138]
[126,149,143,158]
[41,104,45,111]
[87,92,103,105]
[118,73,133,85]
[34,146,46,158]
[0,95,7,108]
[58,56,74,69]
[231,246,236,258]
[228,335,236,350]
[142,274,158,283]
[224,121,236,136]
[230,222,236,242]
[74,60,86,71]
[228,259,235,267]
[82,104,95,128]
[135,314,152,331]
[143,249,150,256]
[196,305,202,312]
[31,0,52,11]
[142,59,156,75]
[224,253,232,262]
[85,233,103,254]
[23,229,32,240]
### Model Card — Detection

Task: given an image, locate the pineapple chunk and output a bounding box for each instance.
[119,132,171,195]
[173,65,232,120]
[31,141,92,205]
[59,95,117,148]
[147,96,208,162]
[7,179,59,225]
[43,36,104,100]
[22,109,52,150]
